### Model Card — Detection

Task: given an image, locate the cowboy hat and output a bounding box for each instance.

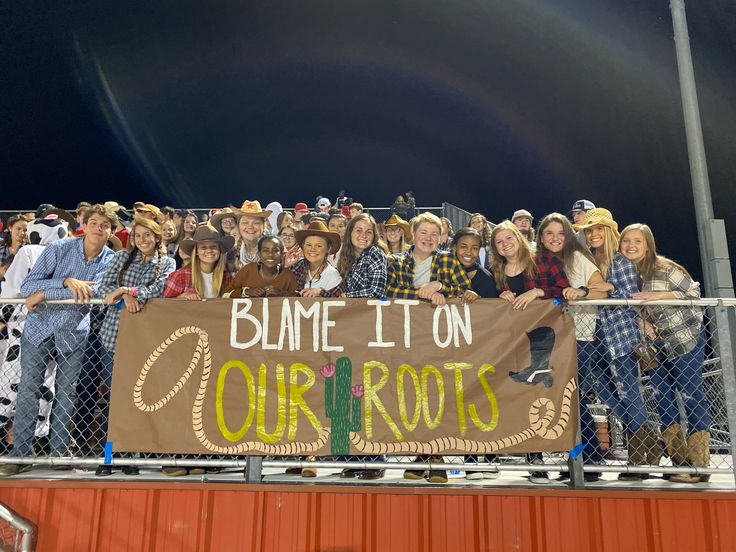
[41,208,77,230]
[134,203,164,223]
[106,235,124,252]
[209,207,239,233]
[381,214,411,241]
[234,200,271,219]
[573,207,620,239]
[295,220,341,255]
[179,224,235,256]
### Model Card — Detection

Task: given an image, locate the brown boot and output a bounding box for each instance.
[662,425,699,483]
[687,431,711,483]
[618,427,650,481]
[644,427,663,467]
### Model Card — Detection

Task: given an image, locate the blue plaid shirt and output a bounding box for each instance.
[19,237,114,352]
[599,252,641,359]
[342,245,387,298]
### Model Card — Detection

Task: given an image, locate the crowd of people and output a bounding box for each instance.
[0,194,711,485]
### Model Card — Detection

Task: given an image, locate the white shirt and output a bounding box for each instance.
[567,251,599,342]
[201,271,215,299]
[304,264,342,290]
[413,256,432,287]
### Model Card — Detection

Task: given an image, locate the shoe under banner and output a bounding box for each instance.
[108,298,579,456]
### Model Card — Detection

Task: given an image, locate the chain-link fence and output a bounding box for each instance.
[0,297,734,488]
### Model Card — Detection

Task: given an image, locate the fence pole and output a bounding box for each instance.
[244,456,263,483]
[713,305,736,485]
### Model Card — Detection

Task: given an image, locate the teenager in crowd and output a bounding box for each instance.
[348,203,364,219]
[0,215,29,291]
[537,213,610,482]
[439,217,453,250]
[489,220,570,483]
[511,209,535,249]
[331,213,389,479]
[180,211,198,240]
[235,201,270,267]
[92,217,176,476]
[293,202,310,229]
[469,213,493,269]
[569,200,596,246]
[173,210,198,267]
[277,211,294,232]
[161,220,179,258]
[386,212,471,483]
[620,223,710,483]
[290,221,342,297]
[224,235,297,298]
[0,205,117,476]
[210,208,239,239]
[382,214,411,254]
[390,195,409,218]
[575,208,655,481]
[279,224,303,268]
[450,227,500,480]
[327,213,348,265]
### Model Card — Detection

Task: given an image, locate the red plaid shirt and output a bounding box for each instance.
[501,250,570,299]
[163,267,234,298]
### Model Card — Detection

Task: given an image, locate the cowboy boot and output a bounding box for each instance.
[509,327,555,387]
[661,424,699,483]
[644,427,663,468]
[687,430,711,483]
[618,427,650,481]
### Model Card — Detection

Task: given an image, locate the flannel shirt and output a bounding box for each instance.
[342,245,387,298]
[97,250,176,352]
[289,258,342,297]
[19,237,114,352]
[500,250,570,299]
[163,267,234,298]
[386,247,470,299]
[641,263,703,360]
[599,252,640,359]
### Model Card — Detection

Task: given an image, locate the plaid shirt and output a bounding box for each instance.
[641,263,703,360]
[342,245,387,298]
[599,253,640,359]
[386,247,471,299]
[97,250,176,352]
[19,237,114,352]
[289,258,342,297]
[500,250,570,299]
[163,267,234,298]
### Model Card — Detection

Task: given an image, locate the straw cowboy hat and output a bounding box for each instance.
[573,207,620,240]
[135,203,165,224]
[234,200,272,219]
[381,214,411,241]
[294,220,342,255]
[179,224,235,256]
[209,207,238,233]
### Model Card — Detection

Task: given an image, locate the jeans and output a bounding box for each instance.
[649,331,711,432]
[74,331,114,447]
[13,334,85,457]
[589,326,649,433]
[576,340,604,463]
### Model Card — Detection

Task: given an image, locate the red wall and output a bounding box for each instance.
[1,482,735,551]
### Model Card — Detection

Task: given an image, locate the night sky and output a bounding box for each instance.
[3,0,735,284]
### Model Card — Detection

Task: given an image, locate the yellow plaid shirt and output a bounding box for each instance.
[386,247,471,299]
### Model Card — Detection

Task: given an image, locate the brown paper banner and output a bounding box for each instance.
[109,298,579,455]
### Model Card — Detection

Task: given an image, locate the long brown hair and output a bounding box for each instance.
[119,217,166,287]
[1,215,29,248]
[489,220,536,289]
[619,223,691,281]
[337,213,387,279]
[537,213,595,277]
[469,213,492,248]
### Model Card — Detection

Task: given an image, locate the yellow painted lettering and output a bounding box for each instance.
[421,364,444,430]
[468,363,499,431]
[397,363,421,432]
[443,362,472,436]
[256,363,287,443]
[216,360,255,442]
[363,360,403,440]
[288,362,322,440]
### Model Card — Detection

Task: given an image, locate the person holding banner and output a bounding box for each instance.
[223,235,297,298]
[92,217,176,476]
[386,212,471,483]
[291,221,343,298]
[537,213,610,482]
[620,223,710,484]
[163,224,235,302]
[575,208,656,481]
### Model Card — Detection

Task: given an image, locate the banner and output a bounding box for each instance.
[109,298,579,455]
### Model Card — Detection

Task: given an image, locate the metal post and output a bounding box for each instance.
[244,456,262,483]
[713,306,736,485]
[567,427,585,489]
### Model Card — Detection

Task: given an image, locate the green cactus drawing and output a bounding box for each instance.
[320,357,363,455]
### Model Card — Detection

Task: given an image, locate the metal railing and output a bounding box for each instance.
[0,502,35,552]
[0,297,733,489]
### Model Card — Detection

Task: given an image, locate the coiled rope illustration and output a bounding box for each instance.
[132,326,330,454]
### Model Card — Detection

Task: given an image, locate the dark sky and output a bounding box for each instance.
[2,0,735,284]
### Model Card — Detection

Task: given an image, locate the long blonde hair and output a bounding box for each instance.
[586,224,619,278]
[191,244,227,297]
[489,220,536,289]
[619,223,690,281]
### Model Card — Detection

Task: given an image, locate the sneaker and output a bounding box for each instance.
[301,467,317,478]
[188,467,206,476]
[529,472,550,484]
[340,468,360,478]
[285,468,302,475]
[122,466,140,476]
[427,470,448,484]
[95,465,113,477]
[162,467,188,477]
[465,471,484,481]
[0,464,33,477]
[483,466,500,479]
[403,469,426,480]
[358,469,385,480]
